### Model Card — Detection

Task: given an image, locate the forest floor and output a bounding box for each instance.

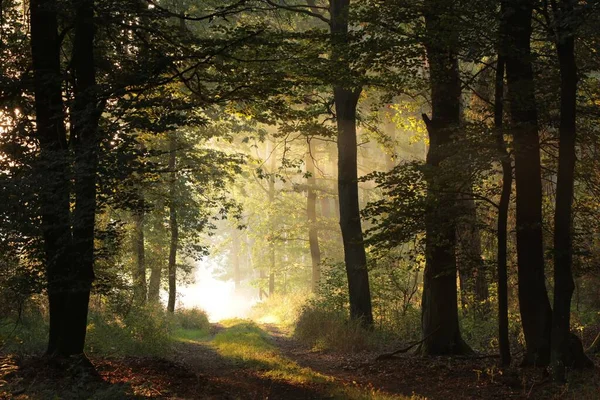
[0,320,598,399]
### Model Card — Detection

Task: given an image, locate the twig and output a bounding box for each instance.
[375,327,441,361]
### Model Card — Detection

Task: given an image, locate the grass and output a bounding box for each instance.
[172,327,211,343]
[211,320,425,400]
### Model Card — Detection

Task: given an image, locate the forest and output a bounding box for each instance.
[1,0,600,398]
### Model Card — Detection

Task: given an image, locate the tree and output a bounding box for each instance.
[418,0,472,355]
[167,133,178,313]
[331,0,373,326]
[494,46,512,368]
[549,0,593,379]
[503,0,553,366]
[306,140,322,292]
[30,0,74,356]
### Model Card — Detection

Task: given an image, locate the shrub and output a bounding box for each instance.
[294,302,369,352]
[86,305,172,356]
[250,292,309,328]
[173,307,210,331]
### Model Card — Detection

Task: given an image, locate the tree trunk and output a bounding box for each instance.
[232,230,241,292]
[268,144,276,297]
[259,269,267,300]
[418,0,472,355]
[456,190,488,313]
[494,50,512,366]
[147,258,162,304]
[65,0,104,357]
[167,134,178,313]
[330,0,373,326]
[550,0,592,380]
[306,142,321,293]
[30,0,72,356]
[503,0,552,366]
[133,208,147,305]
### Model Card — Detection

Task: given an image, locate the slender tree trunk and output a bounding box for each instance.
[330,0,373,326]
[232,230,241,292]
[494,51,512,366]
[133,208,147,304]
[456,191,488,313]
[504,0,552,366]
[306,142,321,293]
[66,0,104,357]
[418,0,471,355]
[550,0,592,379]
[268,145,276,297]
[167,134,178,313]
[148,216,163,303]
[30,0,72,356]
[259,269,267,300]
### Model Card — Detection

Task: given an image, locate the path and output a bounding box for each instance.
[1,321,598,399]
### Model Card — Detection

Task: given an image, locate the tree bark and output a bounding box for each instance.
[494,50,512,366]
[147,257,162,304]
[418,0,472,356]
[306,142,321,293]
[456,190,488,313]
[550,0,592,380]
[30,0,72,356]
[133,208,147,305]
[330,0,373,326]
[503,0,552,366]
[268,143,276,297]
[232,229,241,292]
[167,134,178,313]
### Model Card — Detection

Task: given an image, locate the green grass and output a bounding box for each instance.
[211,320,425,400]
[172,327,211,343]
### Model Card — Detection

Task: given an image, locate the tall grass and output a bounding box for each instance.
[0,298,211,357]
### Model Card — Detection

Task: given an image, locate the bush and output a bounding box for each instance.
[86,305,172,356]
[250,292,309,328]
[173,307,210,331]
[294,302,370,352]
[0,306,48,354]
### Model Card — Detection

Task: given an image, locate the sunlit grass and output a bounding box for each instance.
[211,320,426,400]
[172,327,211,343]
[212,321,329,385]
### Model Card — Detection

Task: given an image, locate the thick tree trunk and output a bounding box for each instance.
[330,0,373,326]
[30,0,72,356]
[306,143,321,293]
[503,0,552,366]
[147,259,162,304]
[133,209,147,305]
[494,52,512,366]
[418,0,471,355]
[167,134,178,313]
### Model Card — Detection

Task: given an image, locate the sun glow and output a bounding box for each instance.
[176,259,258,322]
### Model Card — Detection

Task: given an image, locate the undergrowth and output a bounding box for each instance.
[0,299,211,357]
[250,291,309,328]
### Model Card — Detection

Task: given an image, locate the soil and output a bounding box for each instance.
[0,324,598,399]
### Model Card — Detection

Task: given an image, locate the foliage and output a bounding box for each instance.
[250,292,309,328]
[173,307,211,331]
[86,306,173,357]
[295,302,371,352]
